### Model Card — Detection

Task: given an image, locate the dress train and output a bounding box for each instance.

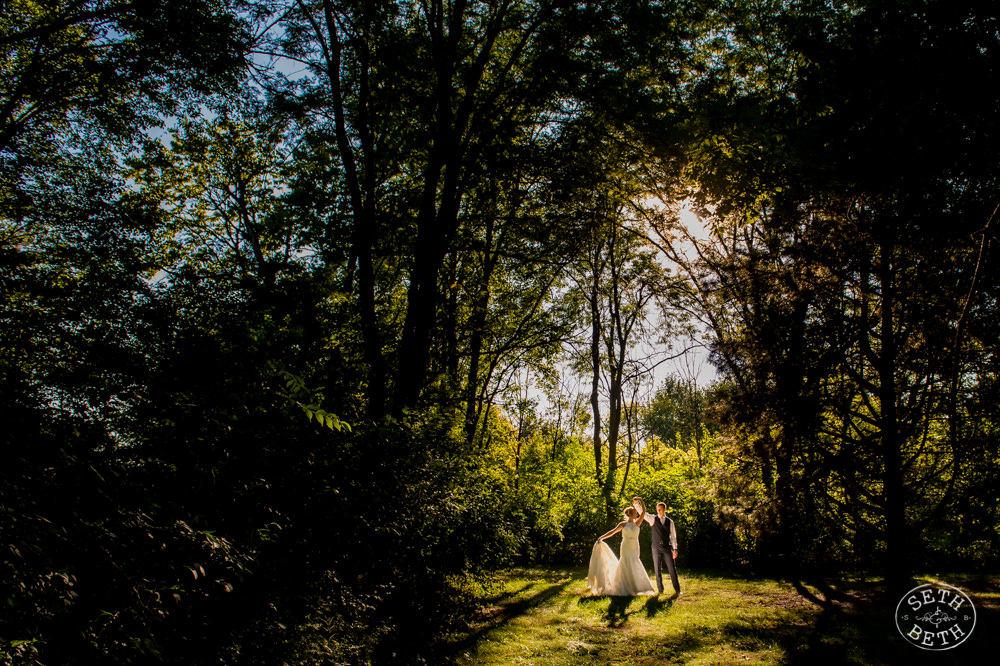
[586,522,655,596]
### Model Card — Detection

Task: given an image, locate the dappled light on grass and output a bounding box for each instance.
[441,568,999,666]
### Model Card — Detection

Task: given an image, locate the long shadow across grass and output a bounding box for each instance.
[431,571,573,660]
[435,568,998,665]
[579,591,679,627]
[747,575,1000,666]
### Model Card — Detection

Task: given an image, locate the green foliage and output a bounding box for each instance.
[475,384,747,572]
[1,1,249,215]
[0,415,261,663]
[4,1,1000,664]
[281,370,351,432]
[651,0,1000,585]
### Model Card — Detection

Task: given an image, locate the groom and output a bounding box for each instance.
[633,497,681,596]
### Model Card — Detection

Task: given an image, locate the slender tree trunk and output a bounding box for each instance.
[395,195,448,410]
[514,403,525,492]
[618,390,639,497]
[602,226,625,519]
[464,216,497,444]
[773,293,809,569]
[443,253,460,387]
[772,431,794,564]
[464,316,485,441]
[605,373,620,515]
[588,239,606,519]
[604,323,625,517]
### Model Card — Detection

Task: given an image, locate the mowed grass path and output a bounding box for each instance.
[435,568,999,666]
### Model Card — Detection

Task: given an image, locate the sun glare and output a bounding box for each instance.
[679,204,710,241]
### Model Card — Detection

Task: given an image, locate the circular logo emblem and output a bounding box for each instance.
[895,583,976,650]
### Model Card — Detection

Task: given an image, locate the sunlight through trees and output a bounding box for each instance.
[3,1,998,663]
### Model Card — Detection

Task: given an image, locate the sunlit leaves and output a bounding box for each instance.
[128,105,313,286]
[282,369,352,431]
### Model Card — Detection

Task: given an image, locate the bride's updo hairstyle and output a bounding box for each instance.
[623,507,638,520]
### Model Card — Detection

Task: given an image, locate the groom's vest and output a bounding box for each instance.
[651,515,673,548]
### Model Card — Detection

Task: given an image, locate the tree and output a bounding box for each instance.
[568,203,684,518]
[252,0,586,417]
[643,375,718,467]
[0,3,268,662]
[251,0,707,424]
[130,105,308,289]
[1,0,248,218]
[651,0,1000,588]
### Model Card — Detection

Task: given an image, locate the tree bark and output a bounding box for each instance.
[321,0,386,419]
[878,222,908,596]
[590,276,603,495]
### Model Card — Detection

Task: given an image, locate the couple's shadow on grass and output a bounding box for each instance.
[580,592,678,626]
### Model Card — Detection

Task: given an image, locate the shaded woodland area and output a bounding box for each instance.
[2,1,999,663]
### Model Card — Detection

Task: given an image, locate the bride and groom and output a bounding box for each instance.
[587,497,681,597]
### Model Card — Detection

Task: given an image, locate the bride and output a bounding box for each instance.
[587,498,656,596]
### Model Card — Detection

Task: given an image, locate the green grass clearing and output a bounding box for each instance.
[433,568,999,666]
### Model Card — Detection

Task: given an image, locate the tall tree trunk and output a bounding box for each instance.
[878,223,908,596]
[393,0,482,411]
[394,190,449,411]
[322,0,386,419]
[772,292,809,569]
[604,303,626,519]
[619,387,640,496]
[589,254,605,508]
[464,310,486,442]
[444,253,459,386]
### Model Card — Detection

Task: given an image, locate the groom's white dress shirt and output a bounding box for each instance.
[642,512,678,550]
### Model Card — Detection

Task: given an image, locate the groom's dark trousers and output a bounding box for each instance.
[651,517,680,594]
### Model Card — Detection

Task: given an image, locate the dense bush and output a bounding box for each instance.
[1,398,519,664]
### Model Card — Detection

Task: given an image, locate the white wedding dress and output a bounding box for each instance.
[587,521,655,596]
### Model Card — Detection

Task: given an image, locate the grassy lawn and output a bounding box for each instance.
[433,568,999,666]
